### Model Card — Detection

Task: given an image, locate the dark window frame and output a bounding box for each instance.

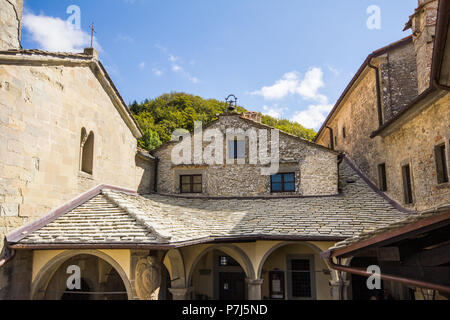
[378,163,387,192]
[270,172,296,193]
[401,164,414,204]
[286,255,316,300]
[435,144,449,184]
[180,174,203,194]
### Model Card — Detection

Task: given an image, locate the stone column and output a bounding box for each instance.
[169,288,192,300]
[330,280,350,300]
[246,279,264,300]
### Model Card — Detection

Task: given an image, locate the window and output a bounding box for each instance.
[271,173,295,193]
[435,144,449,184]
[342,127,346,139]
[378,163,387,192]
[180,175,202,193]
[402,164,413,204]
[80,128,94,175]
[335,136,338,147]
[286,256,314,300]
[218,255,239,267]
[228,137,245,160]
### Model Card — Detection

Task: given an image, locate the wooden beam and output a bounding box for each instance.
[404,242,450,267]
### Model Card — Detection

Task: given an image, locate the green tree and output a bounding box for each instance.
[130,92,316,151]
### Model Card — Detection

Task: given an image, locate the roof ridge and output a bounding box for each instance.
[102,189,172,242]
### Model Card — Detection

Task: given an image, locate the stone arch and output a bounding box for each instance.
[256,241,330,279]
[187,244,255,287]
[163,249,186,288]
[31,250,132,300]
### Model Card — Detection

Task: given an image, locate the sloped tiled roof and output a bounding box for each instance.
[18,194,166,245]
[327,205,450,253]
[8,158,411,248]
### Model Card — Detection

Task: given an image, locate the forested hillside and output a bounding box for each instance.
[129,92,316,151]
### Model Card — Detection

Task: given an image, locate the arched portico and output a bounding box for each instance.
[256,241,334,300]
[185,244,256,300]
[163,248,186,289]
[31,250,132,300]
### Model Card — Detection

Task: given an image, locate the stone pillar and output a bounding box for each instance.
[330,280,350,300]
[246,279,264,300]
[169,288,191,300]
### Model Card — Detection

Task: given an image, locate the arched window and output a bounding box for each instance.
[80,128,94,175]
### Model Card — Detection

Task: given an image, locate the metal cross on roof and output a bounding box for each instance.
[89,23,96,48]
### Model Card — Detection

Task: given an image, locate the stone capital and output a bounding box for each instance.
[169,287,192,300]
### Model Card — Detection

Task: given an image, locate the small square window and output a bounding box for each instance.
[271,173,296,193]
[180,175,203,194]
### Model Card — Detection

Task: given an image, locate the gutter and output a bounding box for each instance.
[327,258,450,294]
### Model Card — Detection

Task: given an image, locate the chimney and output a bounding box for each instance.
[0,0,23,50]
[406,0,439,94]
[241,111,262,123]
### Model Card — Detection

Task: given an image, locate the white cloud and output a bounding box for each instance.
[252,67,334,130]
[172,64,182,72]
[291,103,333,130]
[152,68,163,76]
[251,67,326,102]
[23,13,100,53]
[156,46,199,83]
[116,33,134,43]
[262,105,285,119]
[139,62,146,69]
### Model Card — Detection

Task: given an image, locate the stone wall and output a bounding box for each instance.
[0,63,152,248]
[410,0,439,94]
[382,92,450,211]
[316,67,386,181]
[155,115,338,197]
[316,57,449,211]
[0,0,22,50]
[379,41,418,122]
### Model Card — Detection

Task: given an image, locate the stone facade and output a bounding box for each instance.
[408,0,439,94]
[0,0,22,50]
[379,41,418,121]
[154,114,339,197]
[0,61,154,248]
[316,1,449,212]
[382,93,450,210]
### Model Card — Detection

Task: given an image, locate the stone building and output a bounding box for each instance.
[0,0,448,300]
[315,0,449,213]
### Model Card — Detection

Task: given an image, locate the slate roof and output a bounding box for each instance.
[327,205,450,253]
[8,157,411,248]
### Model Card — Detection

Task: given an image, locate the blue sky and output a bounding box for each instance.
[22,0,417,130]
